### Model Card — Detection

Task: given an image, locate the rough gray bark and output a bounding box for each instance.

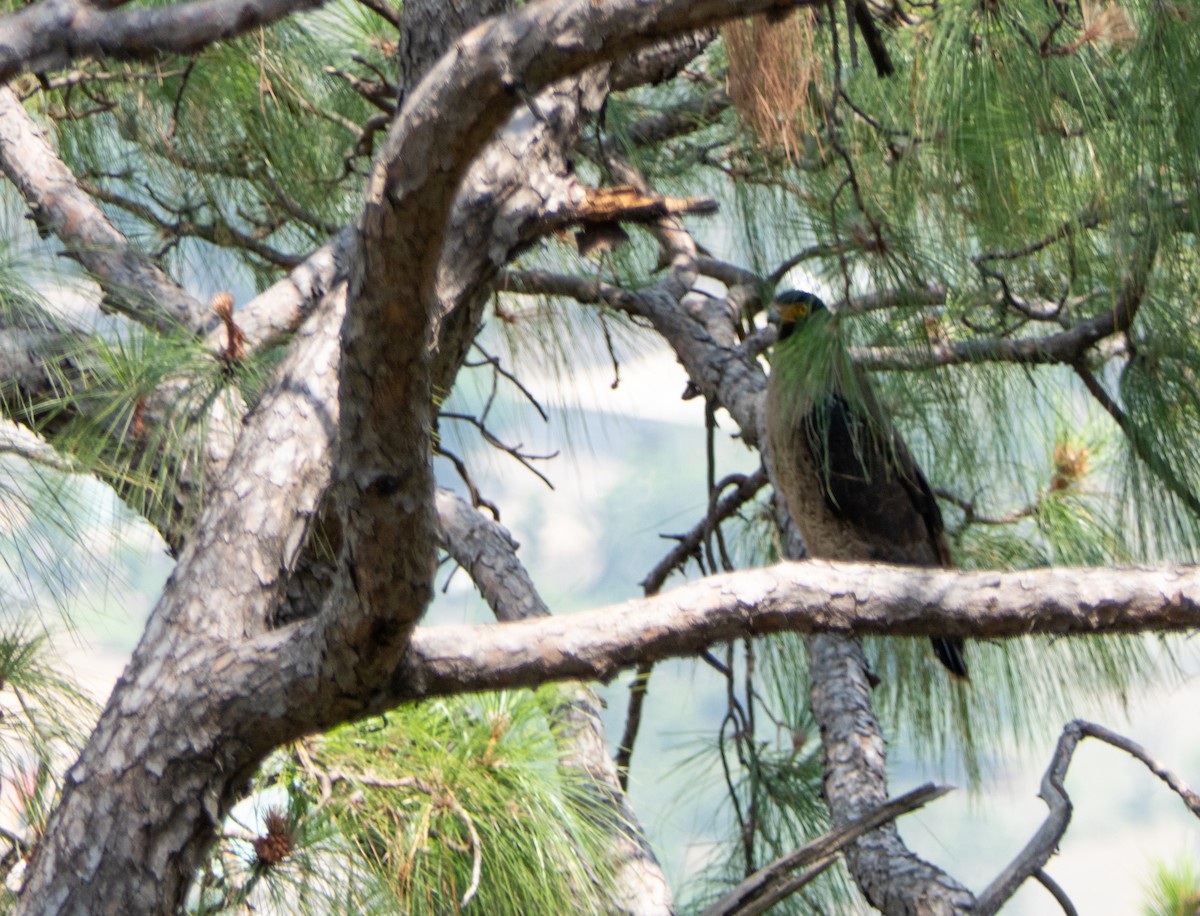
[13,287,349,914]
[1,0,1180,912]
[397,0,512,101]
[436,487,557,624]
[0,10,689,905]
[807,636,975,915]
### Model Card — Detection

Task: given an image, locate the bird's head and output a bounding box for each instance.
[771,290,828,342]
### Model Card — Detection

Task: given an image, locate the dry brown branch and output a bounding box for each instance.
[976,720,1200,914]
[702,783,953,916]
[572,183,719,223]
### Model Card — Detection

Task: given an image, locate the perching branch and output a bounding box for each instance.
[393,559,1200,700]
[975,720,1200,914]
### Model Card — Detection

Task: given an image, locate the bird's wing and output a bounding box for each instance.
[803,391,951,567]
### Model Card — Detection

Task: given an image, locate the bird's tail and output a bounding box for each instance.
[931,637,969,679]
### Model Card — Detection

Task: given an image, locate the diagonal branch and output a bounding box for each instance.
[0,87,208,333]
[436,487,549,622]
[617,465,770,784]
[702,782,953,916]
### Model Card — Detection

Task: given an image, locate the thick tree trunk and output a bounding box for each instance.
[12,1,811,910]
[14,290,349,914]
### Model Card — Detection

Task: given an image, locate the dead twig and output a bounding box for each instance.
[976,719,1200,914]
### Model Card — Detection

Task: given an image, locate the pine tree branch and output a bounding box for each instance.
[972,206,1105,265]
[351,0,400,29]
[499,268,637,308]
[393,559,1200,699]
[506,213,975,913]
[696,257,761,291]
[216,227,356,352]
[616,465,770,784]
[78,180,304,270]
[609,30,719,91]
[613,87,731,148]
[435,487,550,623]
[641,466,770,594]
[853,304,1139,370]
[860,220,1156,371]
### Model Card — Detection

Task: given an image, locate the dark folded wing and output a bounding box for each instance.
[804,394,950,566]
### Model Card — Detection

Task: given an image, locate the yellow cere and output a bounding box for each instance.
[778,302,810,322]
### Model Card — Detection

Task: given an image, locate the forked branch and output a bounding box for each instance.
[976,719,1200,914]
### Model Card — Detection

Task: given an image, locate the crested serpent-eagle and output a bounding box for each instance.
[765,290,968,678]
